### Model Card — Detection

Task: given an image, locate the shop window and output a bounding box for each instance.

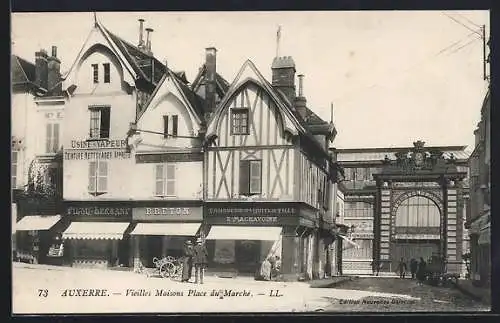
[231,108,249,135]
[11,150,18,189]
[88,160,108,195]
[45,123,60,153]
[103,63,110,83]
[92,64,99,83]
[163,115,179,138]
[239,160,262,195]
[155,163,176,197]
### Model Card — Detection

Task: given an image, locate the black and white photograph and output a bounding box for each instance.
[11,10,491,313]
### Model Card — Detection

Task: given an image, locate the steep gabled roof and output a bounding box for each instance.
[103,27,166,85]
[191,64,230,98]
[12,55,35,84]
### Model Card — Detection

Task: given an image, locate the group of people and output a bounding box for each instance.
[397,257,428,285]
[181,238,208,284]
[257,255,281,281]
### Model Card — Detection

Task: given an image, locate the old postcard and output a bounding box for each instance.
[11,10,491,314]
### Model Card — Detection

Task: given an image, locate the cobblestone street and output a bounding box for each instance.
[324,277,491,312]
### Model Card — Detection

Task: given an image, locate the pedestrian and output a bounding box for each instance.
[371,259,381,276]
[181,240,193,282]
[397,257,407,279]
[269,255,281,281]
[416,257,427,286]
[410,258,418,279]
[193,237,208,284]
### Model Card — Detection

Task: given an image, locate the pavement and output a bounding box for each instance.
[12,262,489,314]
[452,279,491,305]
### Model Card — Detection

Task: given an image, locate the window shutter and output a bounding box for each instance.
[172,115,178,137]
[249,160,262,194]
[239,160,250,195]
[100,108,110,139]
[46,124,53,153]
[163,116,169,138]
[88,161,97,192]
[155,164,164,195]
[92,64,99,83]
[98,161,108,192]
[166,164,176,196]
[103,63,110,83]
[53,123,60,152]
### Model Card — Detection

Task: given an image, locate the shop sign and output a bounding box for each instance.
[133,206,202,221]
[206,205,297,217]
[351,232,374,239]
[136,152,203,163]
[65,206,132,218]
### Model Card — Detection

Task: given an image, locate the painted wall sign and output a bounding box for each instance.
[66,206,132,217]
[136,152,203,163]
[70,139,128,150]
[133,206,203,221]
[64,150,131,160]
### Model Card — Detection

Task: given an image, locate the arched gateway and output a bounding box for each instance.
[373,141,467,275]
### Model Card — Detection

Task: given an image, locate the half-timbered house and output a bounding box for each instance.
[203,55,338,280]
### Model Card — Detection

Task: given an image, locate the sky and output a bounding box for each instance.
[11,11,490,150]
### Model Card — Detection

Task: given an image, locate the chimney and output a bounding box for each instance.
[294,74,307,120]
[145,27,153,53]
[138,19,145,49]
[205,47,217,119]
[47,46,62,93]
[35,49,49,90]
[271,56,296,105]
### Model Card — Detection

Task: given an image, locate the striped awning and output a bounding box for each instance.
[130,223,201,236]
[62,222,130,240]
[15,215,61,231]
[338,234,360,248]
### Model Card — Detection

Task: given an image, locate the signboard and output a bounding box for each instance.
[207,206,297,217]
[64,202,132,219]
[64,139,131,160]
[133,206,203,221]
[136,152,203,163]
[351,232,374,239]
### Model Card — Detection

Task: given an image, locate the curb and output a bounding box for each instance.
[309,276,355,288]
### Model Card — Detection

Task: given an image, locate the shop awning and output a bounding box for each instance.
[338,234,360,248]
[15,215,61,231]
[130,223,201,236]
[206,226,282,241]
[62,222,130,240]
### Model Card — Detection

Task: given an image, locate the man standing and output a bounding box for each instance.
[410,258,418,279]
[193,237,208,284]
[181,240,193,282]
[397,257,407,279]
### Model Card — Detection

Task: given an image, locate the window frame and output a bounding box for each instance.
[239,159,262,196]
[103,63,110,83]
[12,150,18,189]
[230,108,250,135]
[88,160,108,195]
[92,64,99,84]
[45,122,60,153]
[154,163,177,197]
[88,106,111,140]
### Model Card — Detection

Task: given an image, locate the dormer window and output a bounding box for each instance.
[231,108,249,135]
[163,115,179,138]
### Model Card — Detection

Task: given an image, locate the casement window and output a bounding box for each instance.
[89,106,111,139]
[155,164,176,197]
[45,123,60,153]
[103,63,110,83]
[239,160,262,195]
[92,64,99,84]
[163,115,179,138]
[231,108,249,135]
[11,150,18,189]
[88,161,108,194]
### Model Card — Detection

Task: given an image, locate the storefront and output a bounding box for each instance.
[130,203,203,269]
[14,214,64,264]
[204,202,319,280]
[61,202,133,269]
